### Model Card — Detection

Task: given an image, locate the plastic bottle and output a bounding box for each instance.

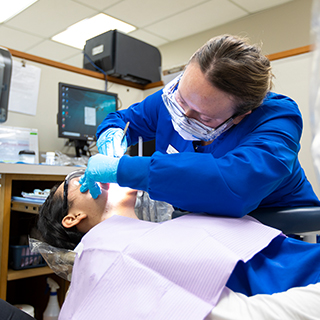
[45,152,55,165]
[43,278,60,320]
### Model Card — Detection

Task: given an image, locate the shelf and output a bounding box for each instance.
[1,170,71,301]
[7,266,54,281]
[11,200,42,214]
[0,163,78,175]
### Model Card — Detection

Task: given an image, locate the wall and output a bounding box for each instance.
[159,0,313,71]
[3,57,145,156]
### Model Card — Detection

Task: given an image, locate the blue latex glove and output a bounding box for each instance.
[79,154,120,199]
[97,128,128,158]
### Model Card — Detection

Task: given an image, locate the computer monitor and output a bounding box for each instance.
[57,82,117,156]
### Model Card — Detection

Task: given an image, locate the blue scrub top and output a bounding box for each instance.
[227,235,320,296]
[97,90,320,217]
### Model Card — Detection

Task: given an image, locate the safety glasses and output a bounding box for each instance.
[162,73,235,141]
[63,169,86,210]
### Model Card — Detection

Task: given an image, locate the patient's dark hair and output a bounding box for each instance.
[37,183,84,250]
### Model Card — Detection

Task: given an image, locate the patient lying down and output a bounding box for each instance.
[38,170,138,250]
[37,171,320,320]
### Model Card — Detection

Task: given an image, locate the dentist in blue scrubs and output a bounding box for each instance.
[80,34,320,217]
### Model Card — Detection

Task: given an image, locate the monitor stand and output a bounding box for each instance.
[72,140,90,157]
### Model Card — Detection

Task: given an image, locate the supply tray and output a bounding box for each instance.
[9,245,46,270]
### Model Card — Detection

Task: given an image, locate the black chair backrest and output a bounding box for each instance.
[172,207,320,235]
[249,207,320,234]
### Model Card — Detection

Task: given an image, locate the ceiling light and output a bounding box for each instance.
[0,0,38,23]
[52,13,136,50]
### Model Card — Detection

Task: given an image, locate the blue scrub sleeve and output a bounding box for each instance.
[117,155,151,191]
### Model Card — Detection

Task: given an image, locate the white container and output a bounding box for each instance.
[14,304,35,316]
[45,152,55,165]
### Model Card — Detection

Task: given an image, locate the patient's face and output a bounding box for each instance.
[57,178,137,219]
[56,177,109,218]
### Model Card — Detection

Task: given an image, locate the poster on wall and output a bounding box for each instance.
[8,60,41,116]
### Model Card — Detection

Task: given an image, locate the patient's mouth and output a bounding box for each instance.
[99,183,110,191]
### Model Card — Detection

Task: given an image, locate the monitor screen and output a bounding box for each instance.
[58,83,117,141]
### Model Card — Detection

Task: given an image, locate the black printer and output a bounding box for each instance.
[83,30,162,85]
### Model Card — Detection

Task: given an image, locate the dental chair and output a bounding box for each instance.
[248,206,320,235]
[172,206,320,240]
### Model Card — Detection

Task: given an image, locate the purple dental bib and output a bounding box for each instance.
[59,214,282,320]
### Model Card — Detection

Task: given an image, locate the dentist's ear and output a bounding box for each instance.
[233,111,252,124]
[62,212,87,228]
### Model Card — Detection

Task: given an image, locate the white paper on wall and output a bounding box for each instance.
[8,60,41,116]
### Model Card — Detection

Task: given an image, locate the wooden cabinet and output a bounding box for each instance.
[0,163,76,318]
